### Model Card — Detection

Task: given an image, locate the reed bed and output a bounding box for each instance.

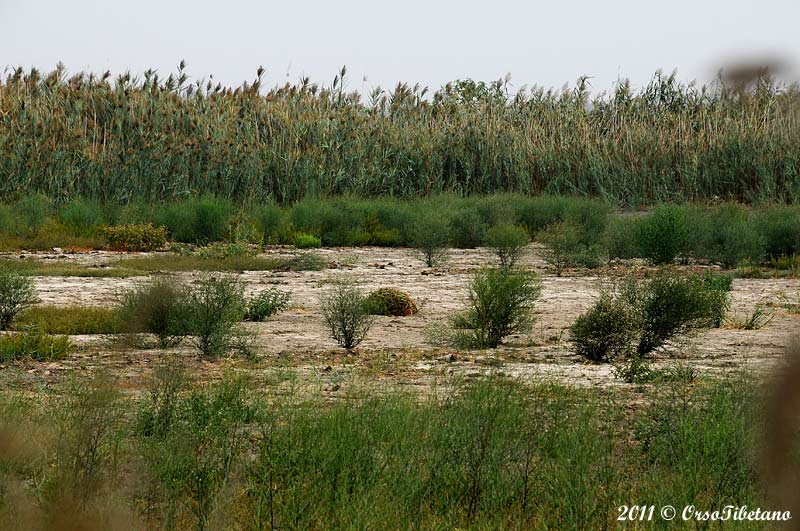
[1,65,798,205]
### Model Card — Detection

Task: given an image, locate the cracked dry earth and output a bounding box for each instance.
[2,245,799,396]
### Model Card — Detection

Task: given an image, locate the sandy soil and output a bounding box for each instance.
[2,246,798,393]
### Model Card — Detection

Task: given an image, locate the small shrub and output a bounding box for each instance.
[603,216,642,260]
[100,223,168,252]
[0,327,71,362]
[59,198,107,235]
[569,292,642,362]
[636,204,690,264]
[157,196,234,244]
[118,278,191,348]
[0,268,38,330]
[14,194,51,237]
[626,270,730,355]
[292,232,322,249]
[246,288,291,321]
[185,275,248,357]
[755,207,800,259]
[12,306,121,335]
[485,223,529,268]
[411,212,450,267]
[320,279,374,349]
[364,288,418,316]
[448,207,488,248]
[537,222,601,274]
[253,204,286,244]
[695,204,765,268]
[454,268,541,348]
[195,241,256,260]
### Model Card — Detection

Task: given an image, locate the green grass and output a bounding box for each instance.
[114,252,327,272]
[12,306,121,335]
[0,371,769,529]
[0,328,71,362]
[0,259,139,278]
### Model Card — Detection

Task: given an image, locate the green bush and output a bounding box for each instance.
[12,306,121,335]
[118,278,191,348]
[569,292,642,362]
[411,212,451,267]
[100,223,168,252]
[13,194,51,237]
[537,222,602,273]
[448,206,487,248]
[364,288,418,316]
[246,288,291,321]
[755,206,800,259]
[486,223,529,268]
[625,270,730,355]
[156,196,234,244]
[636,204,690,264]
[320,279,374,349]
[603,216,642,260]
[292,232,322,249]
[59,198,107,235]
[195,241,256,259]
[454,267,541,348]
[253,204,286,244]
[185,275,248,357]
[514,196,569,234]
[0,326,71,362]
[0,268,37,330]
[695,204,765,268]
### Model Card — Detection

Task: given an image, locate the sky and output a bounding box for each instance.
[1,0,799,95]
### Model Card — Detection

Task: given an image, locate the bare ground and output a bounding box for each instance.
[2,246,798,395]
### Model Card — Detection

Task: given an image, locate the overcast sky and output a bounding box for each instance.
[1,0,799,95]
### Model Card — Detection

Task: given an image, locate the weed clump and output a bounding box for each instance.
[0,326,71,362]
[0,268,37,330]
[184,275,249,357]
[118,278,191,348]
[364,288,418,316]
[570,270,731,365]
[636,204,690,264]
[411,212,450,267]
[320,279,374,349]
[292,232,322,249]
[12,306,121,335]
[537,222,601,274]
[453,268,541,348]
[246,288,291,321]
[100,223,168,252]
[486,223,529,268]
[694,204,764,268]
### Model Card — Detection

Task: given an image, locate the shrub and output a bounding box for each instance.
[569,292,642,362]
[486,223,529,268]
[364,288,418,316]
[625,270,730,355]
[292,232,322,249]
[514,196,568,234]
[59,198,107,235]
[411,212,451,267]
[702,270,734,327]
[195,241,256,259]
[603,216,642,260]
[246,288,291,321]
[695,204,765,268]
[118,278,191,348]
[100,223,168,252]
[755,207,800,259]
[185,275,248,357]
[253,204,286,244]
[537,222,602,274]
[12,306,121,335]
[448,207,487,248]
[0,269,37,330]
[13,194,51,237]
[0,326,71,362]
[454,268,541,348]
[156,196,234,244]
[636,204,690,264]
[320,279,374,349]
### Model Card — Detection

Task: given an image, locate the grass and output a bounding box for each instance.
[12,306,122,335]
[114,252,327,273]
[0,259,139,278]
[1,66,798,204]
[0,371,771,529]
[0,327,71,362]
